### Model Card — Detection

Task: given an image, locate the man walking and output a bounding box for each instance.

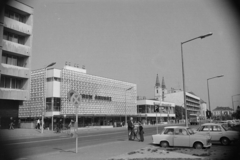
[138,122,144,142]
[127,117,134,140]
[37,119,40,130]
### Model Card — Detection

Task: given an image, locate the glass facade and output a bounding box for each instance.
[19,68,137,118]
[60,68,137,116]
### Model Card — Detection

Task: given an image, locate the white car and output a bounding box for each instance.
[195,123,239,145]
[152,126,211,149]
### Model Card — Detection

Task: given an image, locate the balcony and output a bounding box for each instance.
[1,63,30,78]
[2,39,30,56]
[0,88,29,100]
[4,17,32,35]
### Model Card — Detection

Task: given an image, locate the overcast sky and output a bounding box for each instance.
[19,0,240,111]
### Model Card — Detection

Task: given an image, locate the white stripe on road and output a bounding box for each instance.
[5,131,126,146]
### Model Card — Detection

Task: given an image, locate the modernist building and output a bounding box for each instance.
[137,74,176,124]
[165,89,201,115]
[0,0,33,128]
[137,98,175,124]
[19,64,137,128]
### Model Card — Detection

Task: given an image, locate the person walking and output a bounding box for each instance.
[68,119,74,137]
[138,122,144,142]
[127,117,134,140]
[37,119,40,130]
[9,118,14,130]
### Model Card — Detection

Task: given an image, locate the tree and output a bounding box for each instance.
[233,106,240,119]
[175,105,185,120]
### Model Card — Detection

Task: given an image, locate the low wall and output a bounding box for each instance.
[20,122,35,129]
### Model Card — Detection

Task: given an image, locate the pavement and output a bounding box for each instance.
[0,125,231,160]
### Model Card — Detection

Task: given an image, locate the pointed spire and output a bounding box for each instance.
[155,74,160,87]
[162,77,166,89]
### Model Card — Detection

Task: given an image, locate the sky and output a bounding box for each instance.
[19,0,240,111]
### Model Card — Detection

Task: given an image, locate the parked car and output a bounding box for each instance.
[152,126,211,149]
[195,123,239,145]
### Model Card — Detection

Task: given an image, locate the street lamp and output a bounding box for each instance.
[232,94,240,111]
[41,62,56,134]
[207,75,224,118]
[125,87,133,128]
[181,33,212,127]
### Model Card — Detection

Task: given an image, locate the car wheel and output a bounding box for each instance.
[160,141,169,148]
[220,137,230,146]
[194,142,203,149]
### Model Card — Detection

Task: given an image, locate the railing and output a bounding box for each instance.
[2,39,30,56]
[4,16,32,35]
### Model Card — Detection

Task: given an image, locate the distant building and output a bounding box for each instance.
[0,0,33,128]
[137,74,175,125]
[154,74,167,101]
[212,107,234,117]
[165,90,201,115]
[199,99,207,119]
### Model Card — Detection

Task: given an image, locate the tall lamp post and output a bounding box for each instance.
[232,94,240,111]
[41,62,56,134]
[181,32,212,127]
[125,87,133,127]
[207,75,224,120]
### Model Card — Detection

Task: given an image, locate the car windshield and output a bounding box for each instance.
[187,128,194,135]
[221,124,228,131]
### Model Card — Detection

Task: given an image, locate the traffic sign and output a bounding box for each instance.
[71,92,81,107]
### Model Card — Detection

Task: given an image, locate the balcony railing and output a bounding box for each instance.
[2,39,30,56]
[4,17,32,35]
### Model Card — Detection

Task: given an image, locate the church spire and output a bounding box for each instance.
[162,77,166,89]
[155,74,160,87]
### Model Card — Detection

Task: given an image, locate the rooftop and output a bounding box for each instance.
[213,106,233,111]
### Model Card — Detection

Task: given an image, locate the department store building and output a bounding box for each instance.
[19,64,137,128]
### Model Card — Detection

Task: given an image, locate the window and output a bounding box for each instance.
[198,126,209,132]
[47,77,61,82]
[175,128,188,135]
[3,31,25,45]
[5,8,25,23]
[0,75,23,89]
[1,53,26,67]
[210,125,221,132]
[163,128,174,135]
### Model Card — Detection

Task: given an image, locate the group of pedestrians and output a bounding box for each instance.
[127,117,144,142]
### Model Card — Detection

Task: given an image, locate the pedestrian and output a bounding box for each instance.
[18,119,21,128]
[138,122,144,142]
[68,119,74,136]
[9,118,14,130]
[127,117,134,140]
[37,119,40,130]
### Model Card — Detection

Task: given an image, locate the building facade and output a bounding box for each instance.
[137,98,175,124]
[165,89,201,115]
[19,65,137,128]
[199,99,207,120]
[212,106,234,120]
[0,0,33,128]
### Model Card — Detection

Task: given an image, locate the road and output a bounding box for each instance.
[1,124,173,160]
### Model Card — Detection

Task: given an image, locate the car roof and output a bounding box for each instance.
[201,123,221,125]
[164,126,188,129]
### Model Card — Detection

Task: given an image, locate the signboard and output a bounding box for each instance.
[71,92,81,107]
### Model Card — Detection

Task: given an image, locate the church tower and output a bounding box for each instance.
[154,74,161,100]
[161,77,167,101]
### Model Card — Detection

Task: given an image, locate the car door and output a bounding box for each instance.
[209,125,222,142]
[173,128,190,147]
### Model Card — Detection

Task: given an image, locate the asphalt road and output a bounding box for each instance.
[1,125,169,160]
